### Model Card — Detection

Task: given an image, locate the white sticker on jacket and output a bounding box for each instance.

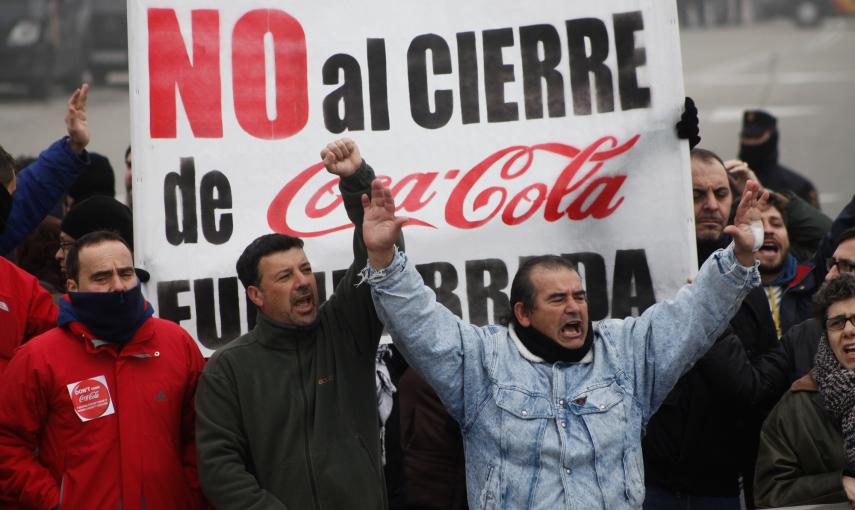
[66,375,116,422]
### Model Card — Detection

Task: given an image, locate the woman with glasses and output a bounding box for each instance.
[754,273,855,508]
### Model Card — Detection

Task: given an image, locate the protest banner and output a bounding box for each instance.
[128,0,695,355]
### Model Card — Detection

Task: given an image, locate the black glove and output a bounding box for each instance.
[675,96,701,150]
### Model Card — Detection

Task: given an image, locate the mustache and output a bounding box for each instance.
[290,287,314,304]
[696,214,724,223]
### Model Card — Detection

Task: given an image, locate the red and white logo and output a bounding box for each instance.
[66,375,115,422]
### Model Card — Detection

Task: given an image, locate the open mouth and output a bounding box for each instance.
[843,345,855,355]
[758,242,779,256]
[560,320,583,338]
[292,294,314,313]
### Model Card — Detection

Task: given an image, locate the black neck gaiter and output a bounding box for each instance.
[738,132,779,174]
[68,284,151,345]
[513,320,594,363]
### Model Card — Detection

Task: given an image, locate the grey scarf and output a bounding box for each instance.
[813,335,855,473]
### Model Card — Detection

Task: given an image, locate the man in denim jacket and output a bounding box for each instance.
[360,178,767,509]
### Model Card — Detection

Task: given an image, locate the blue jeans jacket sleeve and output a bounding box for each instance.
[365,251,493,427]
[611,244,760,423]
[0,137,89,255]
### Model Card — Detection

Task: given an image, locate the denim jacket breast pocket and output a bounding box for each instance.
[492,386,553,490]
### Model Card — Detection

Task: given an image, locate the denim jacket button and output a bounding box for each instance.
[565,468,571,474]
[599,405,605,410]
[521,410,528,416]
[558,399,565,406]
[560,421,566,428]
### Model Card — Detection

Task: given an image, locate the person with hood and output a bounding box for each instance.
[0,230,206,509]
[754,273,855,507]
[738,110,818,208]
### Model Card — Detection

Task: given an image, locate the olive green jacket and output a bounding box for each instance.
[754,374,847,508]
[195,163,388,510]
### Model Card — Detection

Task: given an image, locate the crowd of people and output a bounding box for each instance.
[0,83,853,510]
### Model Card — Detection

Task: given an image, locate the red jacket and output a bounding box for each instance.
[0,257,57,373]
[0,314,206,510]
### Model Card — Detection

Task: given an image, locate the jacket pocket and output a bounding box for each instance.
[494,387,553,419]
[479,463,499,510]
[623,446,645,508]
[569,379,624,415]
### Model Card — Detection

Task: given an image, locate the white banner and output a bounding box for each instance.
[129,0,696,356]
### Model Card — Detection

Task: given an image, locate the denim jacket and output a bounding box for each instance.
[365,245,759,509]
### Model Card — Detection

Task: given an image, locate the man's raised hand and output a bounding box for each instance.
[724,179,769,267]
[362,178,407,269]
[66,84,90,155]
[321,138,362,177]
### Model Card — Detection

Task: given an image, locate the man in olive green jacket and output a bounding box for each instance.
[195,139,390,510]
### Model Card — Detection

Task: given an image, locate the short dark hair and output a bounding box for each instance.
[66,230,132,282]
[813,273,855,329]
[0,145,14,188]
[503,255,578,325]
[835,227,855,248]
[236,234,305,289]
[764,192,790,226]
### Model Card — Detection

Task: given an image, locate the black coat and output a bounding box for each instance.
[642,287,780,498]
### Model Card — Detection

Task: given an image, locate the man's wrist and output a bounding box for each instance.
[368,249,395,270]
[67,137,86,155]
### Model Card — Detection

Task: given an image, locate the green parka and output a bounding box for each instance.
[754,373,847,508]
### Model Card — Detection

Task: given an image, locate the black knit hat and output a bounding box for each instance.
[68,152,116,203]
[60,196,150,282]
[62,195,132,247]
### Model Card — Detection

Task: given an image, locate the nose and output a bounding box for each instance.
[110,271,127,292]
[55,247,64,263]
[564,298,580,314]
[826,265,839,282]
[701,191,717,210]
[293,270,311,288]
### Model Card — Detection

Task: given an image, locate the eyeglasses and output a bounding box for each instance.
[827,257,854,274]
[59,240,74,252]
[826,314,855,332]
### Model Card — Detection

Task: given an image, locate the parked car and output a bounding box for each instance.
[0,0,92,96]
[756,0,855,26]
[89,0,127,83]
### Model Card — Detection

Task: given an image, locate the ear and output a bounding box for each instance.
[66,279,78,292]
[513,302,531,327]
[246,285,264,308]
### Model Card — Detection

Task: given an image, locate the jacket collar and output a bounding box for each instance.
[508,323,594,365]
[64,315,157,357]
[790,372,819,392]
[253,311,320,350]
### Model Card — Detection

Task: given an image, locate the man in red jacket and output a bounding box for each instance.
[0,230,206,510]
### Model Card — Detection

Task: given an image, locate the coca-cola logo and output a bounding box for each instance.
[267,135,639,237]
